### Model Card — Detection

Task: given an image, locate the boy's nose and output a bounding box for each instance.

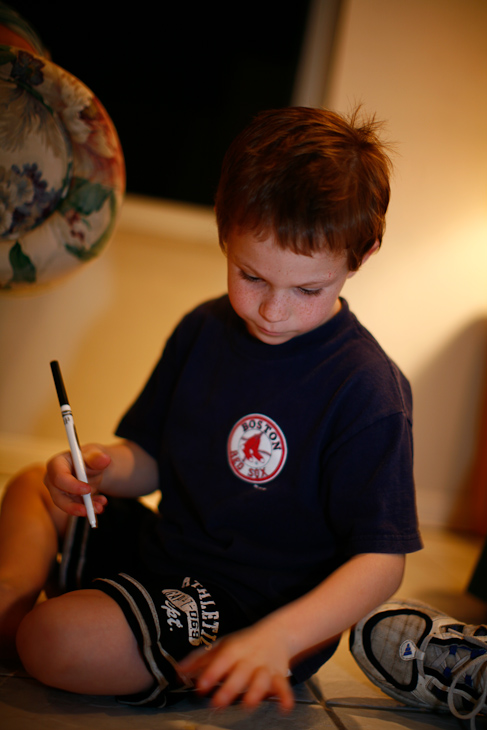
[259,292,289,322]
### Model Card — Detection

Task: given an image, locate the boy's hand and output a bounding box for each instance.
[179,621,295,711]
[44,445,109,518]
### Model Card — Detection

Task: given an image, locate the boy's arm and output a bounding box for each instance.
[180,551,405,711]
[44,440,158,518]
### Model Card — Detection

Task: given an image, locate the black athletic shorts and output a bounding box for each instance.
[58,498,250,707]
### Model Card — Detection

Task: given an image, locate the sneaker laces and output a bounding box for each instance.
[419,625,487,729]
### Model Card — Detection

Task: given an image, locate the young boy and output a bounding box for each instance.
[0,106,421,712]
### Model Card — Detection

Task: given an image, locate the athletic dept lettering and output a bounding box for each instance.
[227,413,287,487]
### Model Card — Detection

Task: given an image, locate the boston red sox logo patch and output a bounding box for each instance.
[227,413,287,487]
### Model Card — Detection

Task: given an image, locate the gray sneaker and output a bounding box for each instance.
[350,599,487,728]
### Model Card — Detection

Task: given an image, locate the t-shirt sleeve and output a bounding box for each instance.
[324,410,422,555]
[115,309,202,458]
[115,353,168,459]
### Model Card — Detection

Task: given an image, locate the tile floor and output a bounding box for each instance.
[1,471,487,729]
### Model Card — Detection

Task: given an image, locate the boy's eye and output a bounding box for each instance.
[238,269,322,295]
[239,270,261,284]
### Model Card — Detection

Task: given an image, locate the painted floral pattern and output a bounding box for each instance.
[0,162,66,238]
[0,43,125,292]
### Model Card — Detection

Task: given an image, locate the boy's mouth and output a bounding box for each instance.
[249,323,293,342]
[257,327,284,336]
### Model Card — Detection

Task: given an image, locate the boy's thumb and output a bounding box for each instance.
[82,444,111,472]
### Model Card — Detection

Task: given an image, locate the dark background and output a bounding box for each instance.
[14,2,311,206]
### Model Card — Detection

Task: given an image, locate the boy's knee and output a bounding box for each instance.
[2,463,68,538]
[3,464,46,498]
[16,599,68,685]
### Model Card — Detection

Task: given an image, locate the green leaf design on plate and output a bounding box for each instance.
[64,189,116,261]
[59,178,112,216]
[9,241,36,283]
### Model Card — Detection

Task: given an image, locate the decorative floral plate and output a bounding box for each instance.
[0,41,125,293]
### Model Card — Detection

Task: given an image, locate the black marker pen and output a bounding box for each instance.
[50,360,97,528]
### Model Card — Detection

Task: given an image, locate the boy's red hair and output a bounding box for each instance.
[215,107,392,270]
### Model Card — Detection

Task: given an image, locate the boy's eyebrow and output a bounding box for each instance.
[234,255,342,288]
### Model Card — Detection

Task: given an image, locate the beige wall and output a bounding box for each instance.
[0,199,227,456]
[327,0,487,527]
[1,0,486,528]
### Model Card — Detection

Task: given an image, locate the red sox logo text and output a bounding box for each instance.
[227,413,287,488]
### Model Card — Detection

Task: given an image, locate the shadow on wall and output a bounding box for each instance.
[412,318,487,532]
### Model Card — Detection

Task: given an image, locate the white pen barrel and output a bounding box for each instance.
[61,405,97,528]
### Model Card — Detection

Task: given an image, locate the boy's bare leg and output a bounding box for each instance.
[0,465,68,658]
[16,589,154,695]
[1,466,154,695]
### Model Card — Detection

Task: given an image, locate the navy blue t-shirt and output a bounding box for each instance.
[117,296,421,623]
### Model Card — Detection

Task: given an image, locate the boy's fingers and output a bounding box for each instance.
[178,646,209,677]
[242,670,293,711]
[180,638,294,712]
[195,661,229,696]
[211,667,293,711]
[66,493,106,518]
[59,471,91,492]
[241,667,272,708]
[45,453,83,491]
[271,673,295,711]
[191,645,242,698]
[209,661,253,707]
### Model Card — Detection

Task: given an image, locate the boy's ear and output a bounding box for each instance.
[361,239,381,265]
[347,239,380,278]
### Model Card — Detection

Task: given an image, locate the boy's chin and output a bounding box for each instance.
[246,322,295,345]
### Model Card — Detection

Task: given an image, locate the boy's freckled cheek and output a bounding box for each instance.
[301,301,318,318]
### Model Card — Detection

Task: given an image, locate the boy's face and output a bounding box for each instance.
[226,228,354,345]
